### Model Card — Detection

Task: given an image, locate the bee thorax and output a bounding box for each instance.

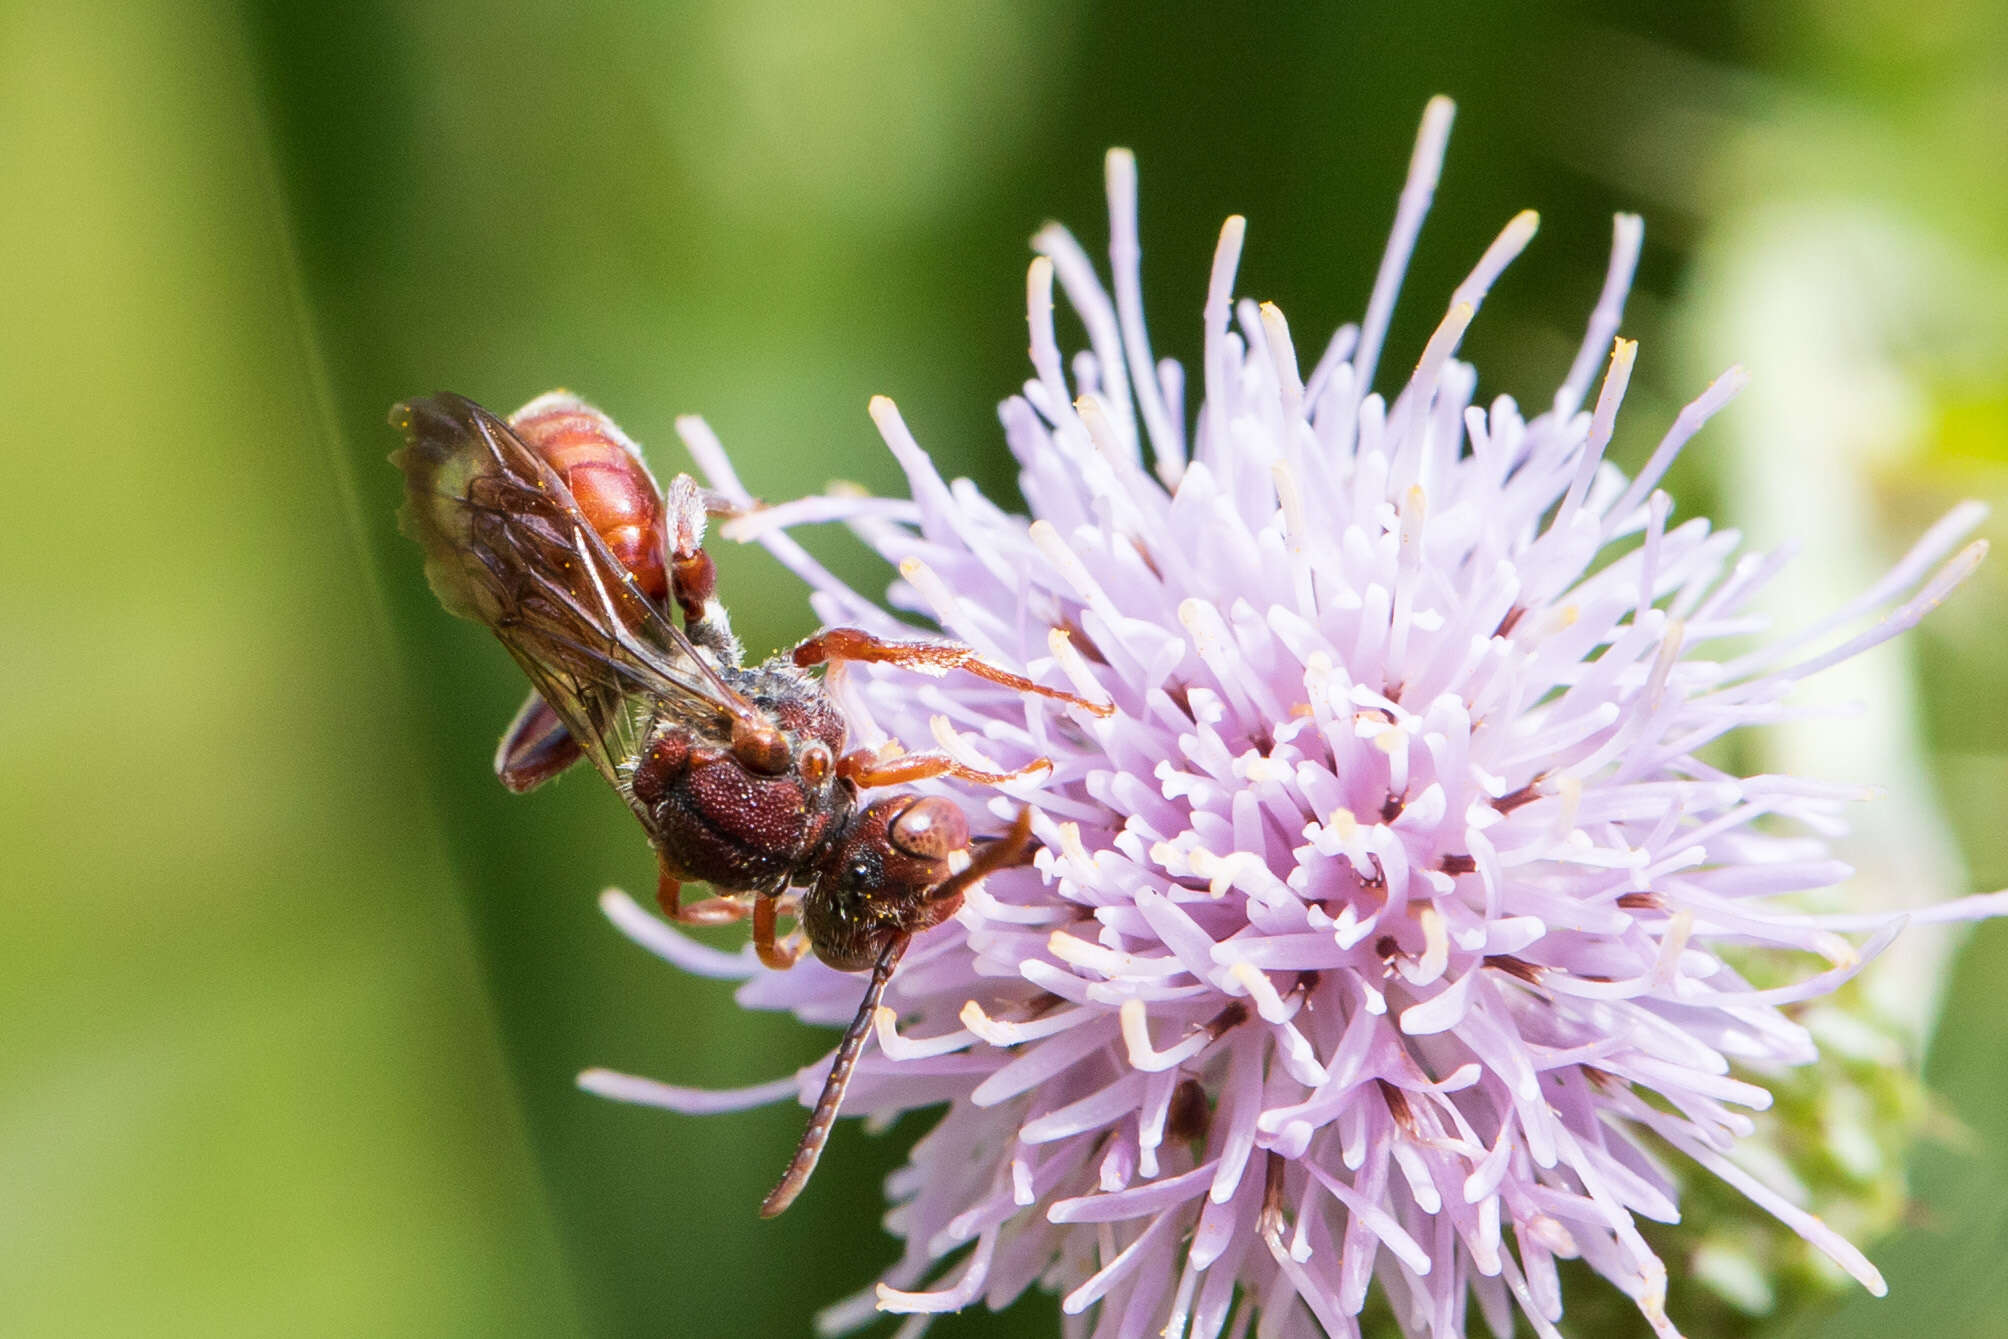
[631,728,851,894]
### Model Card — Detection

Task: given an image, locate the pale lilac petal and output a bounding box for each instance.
[582,97,1999,1339]
[598,889,757,979]
[576,1068,798,1113]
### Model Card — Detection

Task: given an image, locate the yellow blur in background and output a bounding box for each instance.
[0,4,576,1335]
[4,3,2006,1337]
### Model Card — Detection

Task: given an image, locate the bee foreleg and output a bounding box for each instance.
[655,865,751,927]
[753,893,807,971]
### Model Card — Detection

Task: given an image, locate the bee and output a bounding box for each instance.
[392,391,1108,1215]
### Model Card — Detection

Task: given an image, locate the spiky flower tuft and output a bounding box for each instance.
[584,98,2001,1338]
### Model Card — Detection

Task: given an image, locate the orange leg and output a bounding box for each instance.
[752,894,807,971]
[656,864,753,926]
[793,627,1113,716]
[836,746,1051,790]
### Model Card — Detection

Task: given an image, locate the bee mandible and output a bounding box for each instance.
[392,391,1110,1215]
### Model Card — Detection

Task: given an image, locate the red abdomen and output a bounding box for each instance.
[509,392,667,601]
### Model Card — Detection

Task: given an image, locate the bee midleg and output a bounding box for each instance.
[655,863,751,926]
[664,474,743,665]
[793,628,1113,716]
[836,746,1052,789]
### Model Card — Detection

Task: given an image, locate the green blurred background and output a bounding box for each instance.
[6,2,2007,1335]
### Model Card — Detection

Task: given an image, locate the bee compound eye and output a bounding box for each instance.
[888,796,969,862]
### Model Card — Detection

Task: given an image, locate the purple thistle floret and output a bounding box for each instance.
[581,98,2003,1338]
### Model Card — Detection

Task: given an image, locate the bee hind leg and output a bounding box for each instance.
[664,474,742,664]
[494,692,584,792]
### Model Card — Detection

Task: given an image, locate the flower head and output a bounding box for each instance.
[583,98,1999,1338]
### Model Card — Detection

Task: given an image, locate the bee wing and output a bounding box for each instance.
[392,392,731,794]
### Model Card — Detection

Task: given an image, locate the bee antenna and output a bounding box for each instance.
[758,935,908,1218]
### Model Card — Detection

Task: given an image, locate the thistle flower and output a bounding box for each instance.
[580,98,2004,1338]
